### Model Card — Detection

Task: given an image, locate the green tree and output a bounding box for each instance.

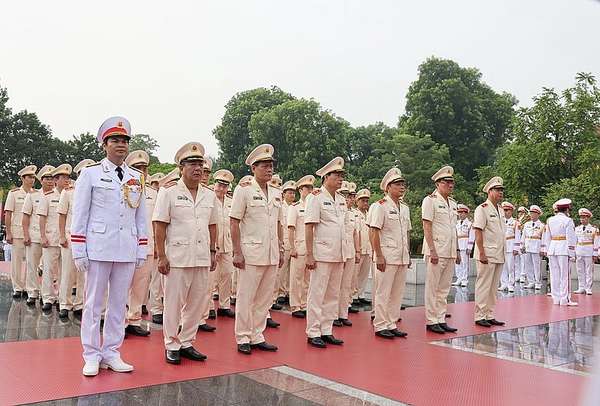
[148,162,176,176]
[64,133,104,164]
[399,57,516,180]
[129,133,160,164]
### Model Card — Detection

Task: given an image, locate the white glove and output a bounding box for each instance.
[74,257,89,273]
[136,258,146,269]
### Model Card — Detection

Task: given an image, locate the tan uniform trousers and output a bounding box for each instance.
[306,261,344,338]
[373,265,407,332]
[59,246,84,310]
[474,262,503,321]
[235,264,277,345]
[215,253,233,309]
[25,243,42,297]
[127,254,154,326]
[232,268,239,299]
[289,254,309,312]
[10,238,26,292]
[200,271,217,324]
[148,260,164,316]
[371,261,379,318]
[41,246,61,304]
[338,258,355,319]
[275,249,291,300]
[352,254,371,299]
[424,257,455,325]
[163,266,209,351]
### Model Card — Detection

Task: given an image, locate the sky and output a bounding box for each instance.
[1,0,599,163]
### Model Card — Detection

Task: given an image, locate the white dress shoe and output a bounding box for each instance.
[100,357,134,373]
[534,284,542,290]
[83,361,99,376]
[451,281,460,286]
[586,290,593,295]
[460,281,468,287]
[573,289,585,294]
[566,301,579,306]
[525,283,535,289]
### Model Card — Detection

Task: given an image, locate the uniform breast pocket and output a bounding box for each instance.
[92,183,116,207]
[174,201,194,217]
[249,199,266,214]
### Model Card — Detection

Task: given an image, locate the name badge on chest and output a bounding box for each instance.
[100,178,112,183]
[253,196,263,201]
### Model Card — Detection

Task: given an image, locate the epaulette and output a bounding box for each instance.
[481,203,488,208]
[399,200,408,206]
[378,198,386,204]
[428,191,436,198]
[10,187,19,192]
[239,181,252,187]
[293,201,301,206]
[44,190,53,195]
[87,162,101,168]
[164,181,177,189]
[311,189,321,195]
[449,196,456,202]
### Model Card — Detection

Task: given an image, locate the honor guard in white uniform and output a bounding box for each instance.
[22,165,54,305]
[273,180,296,308]
[370,168,411,339]
[573,208,598,295]
[288,175,315,318]
[421,166,459,334]
[304,157,349,348]
[123,150,154,337]
[153,142,218,365]
[57,159,95,319]
[72,116,148,376]
[542,199,577,306]
[516,206,529,283]
[4,165,37,298]
[212,169,236,318]
[38,164,72,311]
[472,177,507,327]
[522,205,545,290]
[453,204,473,287]
[498,202,521,293]
[230,145,284,355]
[353,188,373,305]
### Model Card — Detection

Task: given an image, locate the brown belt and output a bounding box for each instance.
[551,236,566,241]
[577,242,593,246]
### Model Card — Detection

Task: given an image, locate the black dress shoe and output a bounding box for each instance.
[375,330,396,339]
[152,314,163,324]
[266,318,280,328]
[180,346,207,361]
[73,309,82,319]
[165,350,181,364]
[230,297,236,305]
[488,319,505,326]
[54,302,60,308]
[475,319,492,327]
[213,294,219,301]
[237,343,252,355]
[321,335,344,345]
[352,299,361,306]
[58,309,69,319]
[271,303,283,311]
[125,325,151,337]
[426,324,446,334]
[307,337,327,348]
[26,297,37,307]
[359,298,372,305]
[389,328,408,337]
[208,310,216,319]
[339,318,352,326]
[439,323,458,333]
[141,305,148,315]
[300,310,306,315]
[276,296,287,305]
[371,315,375,320]
[198,323,216,332]
[22,291,28,298]
[333,319,343,327]
[291,311,306,318]
[12,291,22,299]
[41,303,53,312]
[348,306,359,314]
[217,308,235,318]
[445,313,451,318]
[251,342,278,351]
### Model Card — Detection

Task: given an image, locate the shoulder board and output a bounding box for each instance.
[428,192,436,198]
[399,200,408,206]
[239,181,252,187]
[44,190,53,195]
[201,184,212,190]
[10,187,19,192]
[448,196,456,202]
[87,162,101,168]
[311,189,321,195]
[378,198,386,204]
[481,203,488,207]
[129,166,142,174]
[293,201,301,206]
[164,182,176,189]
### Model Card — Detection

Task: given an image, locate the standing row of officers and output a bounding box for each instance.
[3,115,590,377]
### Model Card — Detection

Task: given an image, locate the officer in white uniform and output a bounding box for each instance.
[522,205,545,290]
[542,199,577,306]
[4,165,37,298]
[71,116,147,376]
[498,202,521,293]
[453,204,473,287]
[516,206,529,283]
[573,208,598,295]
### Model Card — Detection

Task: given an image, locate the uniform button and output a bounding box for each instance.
[119,226,123,230]
[120,214,123,217]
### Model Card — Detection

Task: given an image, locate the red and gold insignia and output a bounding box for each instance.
[378,198,386,204]
[312,189,321,195]
[126,179,140,186]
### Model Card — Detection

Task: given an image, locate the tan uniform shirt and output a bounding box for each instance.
[229,178,283,266]
[282,201,292,250]
[287,199,308,256]
[356,209,371,255]
[144,186,158,253]
[343,206,358,260]
[22,191,43,243]
[5,187,28,239]
[421,190,458,258]
[304,187,348,263]
[370,195,411,265]
[152,180,219,268]
[57,188,74,237]
[36,188,62,246]
[472,199,506,264]
[216,195,233,254]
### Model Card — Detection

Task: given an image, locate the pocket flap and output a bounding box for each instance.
[91,223,106,233]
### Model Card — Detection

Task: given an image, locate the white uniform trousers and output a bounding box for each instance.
[454,250,469,284]
[549,256,572,305]
[127,254,153,326]
[148,259,164,316]
[41,246,61,304]
[523,252,541,285]
[424,257,455,325]
[163,266,209,351]
[81,260,135,363]
[215,253,233,309]
[289,254,309,312]
[474,262,503,321]
[10,238,26,293]
[500,252,516,289]
[518,253,526,280]
[59,246,84,310]
[25,243,42,298]
[576,256,594,292]
[306,261,344,338]
[234,264,277,345]
[352,254,371,299]
[373,265,407,332]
